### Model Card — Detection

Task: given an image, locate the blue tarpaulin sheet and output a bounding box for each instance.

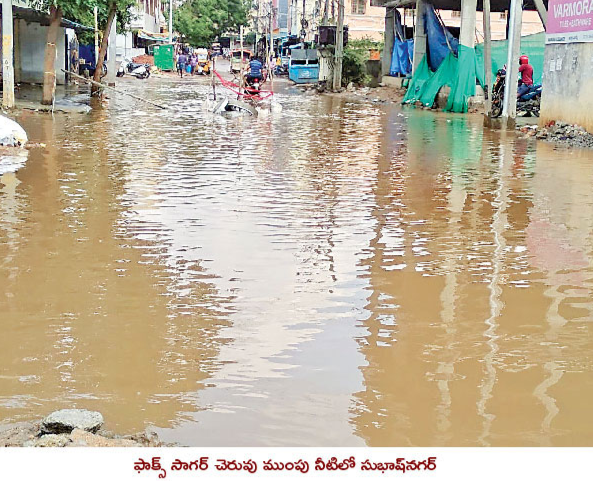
[424,4,458,71]
[390,39,414,76]
[79,44,96,69]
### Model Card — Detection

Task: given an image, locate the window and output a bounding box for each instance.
[500,11,507,19]
[352,0,366,15]
[451,10,461,17]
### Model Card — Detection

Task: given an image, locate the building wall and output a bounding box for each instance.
[116,32,146,60]
[439,10,543,40]
[540,42,593,133]
[284,0,385,41]
[17,20,66,85]
[130,0,162,33]
[278,0,289,32]
[120,0,163,60]
[346,0,385,41]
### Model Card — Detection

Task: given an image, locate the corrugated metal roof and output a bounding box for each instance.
[0,5,94,31]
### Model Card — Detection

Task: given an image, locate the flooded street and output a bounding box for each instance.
[2,76,593,447]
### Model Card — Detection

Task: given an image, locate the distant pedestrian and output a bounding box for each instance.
[177,52,188,77]
[190,55,197,75]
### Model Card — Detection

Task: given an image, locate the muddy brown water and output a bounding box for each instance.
[2,77,593,447]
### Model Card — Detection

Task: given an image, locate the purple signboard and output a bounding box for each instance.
[547,0,593,43]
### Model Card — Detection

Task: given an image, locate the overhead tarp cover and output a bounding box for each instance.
[424,4,459,71]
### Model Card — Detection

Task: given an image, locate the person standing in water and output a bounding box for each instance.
[177,51,188,78]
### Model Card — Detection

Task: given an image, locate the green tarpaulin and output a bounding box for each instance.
[475,32,545,86]
[403,32,545,113]
[403,46,480,114]
[446,45,479,113]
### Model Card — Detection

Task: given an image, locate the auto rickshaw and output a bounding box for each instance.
[230,49,252,74]
[195,48,211,75]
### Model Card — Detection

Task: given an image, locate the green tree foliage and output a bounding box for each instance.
[342,36,384,86]
[29,0,136,36]
[174,0,248,47]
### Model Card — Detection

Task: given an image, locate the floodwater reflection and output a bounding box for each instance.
[1,79,593,446]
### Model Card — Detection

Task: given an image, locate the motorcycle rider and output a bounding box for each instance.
[517,55,534,98]
[246,56,264,86]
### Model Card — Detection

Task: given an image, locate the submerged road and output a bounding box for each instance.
[1,72,593,446]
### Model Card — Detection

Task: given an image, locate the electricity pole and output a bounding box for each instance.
[301,0,306,40]
[2,0,15,108]
[169,0,173,44]
[269,1,273,80]
[332,0,343,90]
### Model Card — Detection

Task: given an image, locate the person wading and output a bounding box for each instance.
[177,52,188,78]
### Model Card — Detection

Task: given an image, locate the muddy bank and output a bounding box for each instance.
[0,410,163,447]
[297,82,407,104]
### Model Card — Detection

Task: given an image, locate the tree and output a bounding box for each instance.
[92,0,135,94]
[30,0,95,104]
[41,5,63,105]
[30,0,135,103]
[174,0,248,47]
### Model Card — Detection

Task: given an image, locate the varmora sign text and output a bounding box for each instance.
[546,0,593,43]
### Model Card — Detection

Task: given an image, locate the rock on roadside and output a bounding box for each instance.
[41,409,104,435]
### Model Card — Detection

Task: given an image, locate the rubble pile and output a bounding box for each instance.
[535,121,593,148]
[132,54,155,66]
[0,409,164,447]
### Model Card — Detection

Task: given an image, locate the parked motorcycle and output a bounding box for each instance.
[490,67,541,118]
[516,84,542,117]
[117,59,151,79]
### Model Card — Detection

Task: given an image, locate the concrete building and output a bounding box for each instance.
[0,2,87,86]
[284,0,386,41]
[346,0,387,40]
[117,0,166,59]
[277,0,290,36]
[540,0,593,132]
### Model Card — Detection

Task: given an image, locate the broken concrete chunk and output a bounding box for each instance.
[41,409,103,434]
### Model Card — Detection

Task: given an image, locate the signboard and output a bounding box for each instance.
[546,0,593,43]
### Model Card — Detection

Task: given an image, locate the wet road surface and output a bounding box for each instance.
[2,75,593,446]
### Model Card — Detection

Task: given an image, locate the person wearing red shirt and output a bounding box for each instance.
[517,55,534,98]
